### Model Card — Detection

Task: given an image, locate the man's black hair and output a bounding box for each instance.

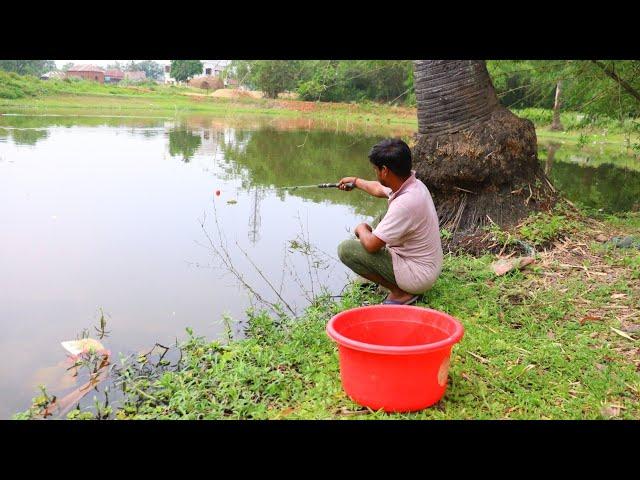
[368,138,412,178]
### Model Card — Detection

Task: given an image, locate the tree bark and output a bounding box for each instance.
[550,81,564,131]
[412,60,557,243]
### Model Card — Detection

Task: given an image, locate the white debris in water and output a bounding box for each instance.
[61,338,106,356]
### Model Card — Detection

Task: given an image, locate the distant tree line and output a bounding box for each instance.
[228,60,412,103]
[0,60,56,77]
[226,60,640,117]
[0,60,167,81]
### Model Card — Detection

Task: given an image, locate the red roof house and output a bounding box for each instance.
[66,64,105,83]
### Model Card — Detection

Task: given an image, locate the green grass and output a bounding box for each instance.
[599,211,640,231]
[536,128,640,149]
[484,204,584,251]
[55,211,633,421]
[517,107,640,134]
[519,108,640,148]
[0,95,418,136]
[517,209,583,247]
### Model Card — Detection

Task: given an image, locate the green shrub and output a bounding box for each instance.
[514,108,553,125]
[517,209,580,246]
[0,71,42,98]
[297,80,326,101]
[0,85,23,99]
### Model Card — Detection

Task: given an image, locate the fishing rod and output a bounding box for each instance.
[215,182,356,198]
[280,182,354,191]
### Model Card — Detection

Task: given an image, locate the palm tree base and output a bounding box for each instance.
[413,106,558,244]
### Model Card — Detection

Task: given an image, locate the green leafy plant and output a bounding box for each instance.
[440,228,453,240]
[577,133,590,148]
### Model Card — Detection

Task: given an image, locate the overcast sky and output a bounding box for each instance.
[54,60,170,69]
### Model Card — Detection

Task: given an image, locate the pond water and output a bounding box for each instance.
[0,113,638,418]
[538,140,640,212]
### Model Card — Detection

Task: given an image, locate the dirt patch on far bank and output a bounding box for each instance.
[206,90,416,118]
[211,89,263,99]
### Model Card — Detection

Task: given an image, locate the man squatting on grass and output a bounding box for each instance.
[337,138,443,305]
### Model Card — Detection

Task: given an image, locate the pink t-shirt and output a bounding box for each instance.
[372,171,443,294]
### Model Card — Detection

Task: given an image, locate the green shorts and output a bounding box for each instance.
[337,239,397,287]
[337,205,397,287]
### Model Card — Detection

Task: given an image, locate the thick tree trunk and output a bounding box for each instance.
[412,60,557,242]
[550,81,564,131]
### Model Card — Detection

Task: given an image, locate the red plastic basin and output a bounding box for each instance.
[326,305,464,413]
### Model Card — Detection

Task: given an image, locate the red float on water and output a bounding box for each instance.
[215,190,221,196]
[326,305,464,413]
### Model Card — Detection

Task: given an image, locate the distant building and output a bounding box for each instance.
[124,71,147,83]
[104,69,124,84]
[67,64,105,83]
[40,71,66,81]
[202,60,229,78]
[163,60,231,86]
[163,64,175,85]
[203,60,232,87]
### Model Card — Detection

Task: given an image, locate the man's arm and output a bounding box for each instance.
[355,223,386,253]
[338,177,389,198]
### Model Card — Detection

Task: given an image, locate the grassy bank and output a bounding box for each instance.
[2,72,639,145]
[3,97,639,148]
[0,72,416,129]
[18,206,639,420]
